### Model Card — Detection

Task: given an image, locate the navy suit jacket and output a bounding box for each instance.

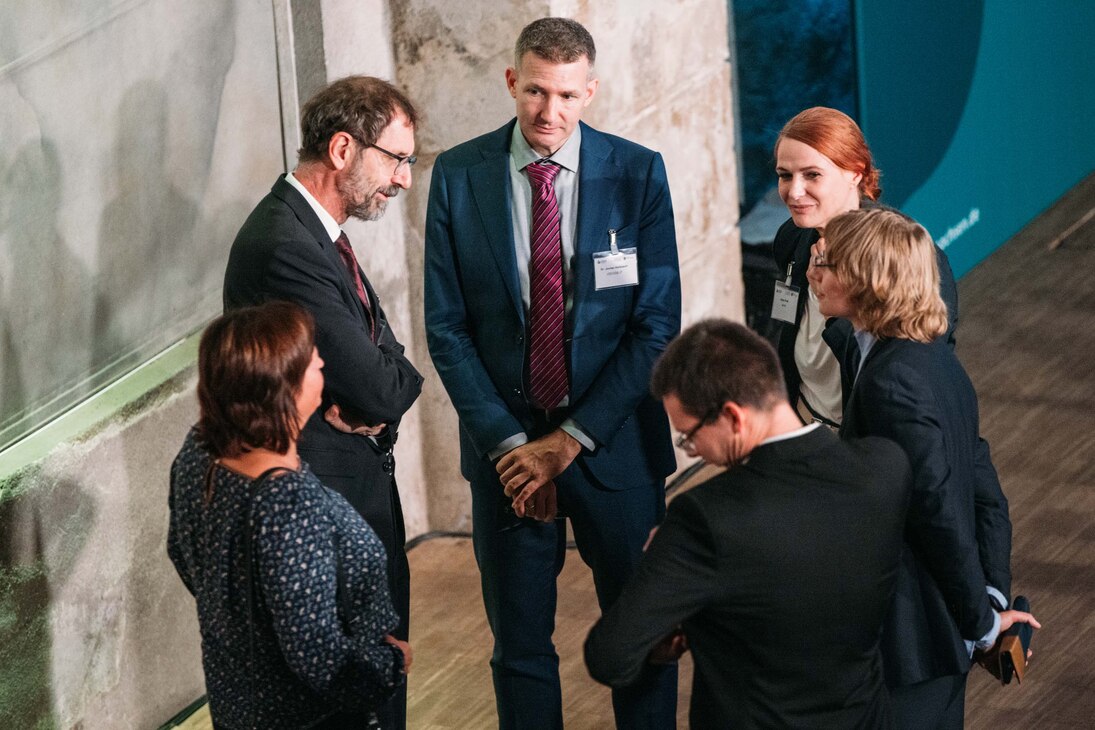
[840,337,1011,687]
[424,121,680,489]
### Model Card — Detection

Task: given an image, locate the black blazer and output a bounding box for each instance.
[585,427,911,729]
[222,176,423,515]
[840,337,1011,687]
[772,212,959,407]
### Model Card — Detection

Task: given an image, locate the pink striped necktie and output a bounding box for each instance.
[335,231,376,341]
[525,160,568,410]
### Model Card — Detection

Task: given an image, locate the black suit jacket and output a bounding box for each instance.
[585,427,910,729]
[772,211,959,406]
[840,337,1011,687]
[222,176,423,526]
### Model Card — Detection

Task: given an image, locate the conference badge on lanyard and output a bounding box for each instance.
[771,262,800,324]
[593,229,639,290]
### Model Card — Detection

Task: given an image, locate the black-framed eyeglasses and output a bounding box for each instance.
[811,254,835,269]
[674,406,721,451]
[363,141,417,174]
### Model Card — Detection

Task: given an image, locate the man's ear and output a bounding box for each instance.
[327,131,356,171]
[722,401,746,433]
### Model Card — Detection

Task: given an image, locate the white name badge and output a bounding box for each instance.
[593,248,639,290]
[771,280,800,324]
[594,228,639,290]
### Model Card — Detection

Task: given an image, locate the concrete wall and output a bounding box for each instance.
[0,1,742,725]
[0,372,203,727]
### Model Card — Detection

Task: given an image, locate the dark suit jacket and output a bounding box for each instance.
[771,211,959,406]
[423,121,680,489]
[840,337,1011,687]
[585,427,910,729]
[222,176,423,525]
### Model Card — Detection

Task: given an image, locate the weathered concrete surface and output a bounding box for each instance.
[0,373,203,728]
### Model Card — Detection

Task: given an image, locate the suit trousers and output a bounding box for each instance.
[890,672,968,730]
[302,440,410,730]
[468,450,677,730]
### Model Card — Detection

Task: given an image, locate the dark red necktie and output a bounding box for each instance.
[525,161,568,410]
[335,231,375,340]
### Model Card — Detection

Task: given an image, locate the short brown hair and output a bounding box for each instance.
[195,302,315,459]
[298,75,418,163]
[515,17,596,70]
[776,107,882,201]
[651,319,786,418]
[825,208,948,343]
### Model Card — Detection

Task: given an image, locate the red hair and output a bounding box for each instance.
[776,107,882,201]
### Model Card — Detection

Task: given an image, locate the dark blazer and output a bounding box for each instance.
[772,212,959,406]
[423,120,680,489]
[585,427,911,729]
[222,175,423,552]
[840,337,1012,687]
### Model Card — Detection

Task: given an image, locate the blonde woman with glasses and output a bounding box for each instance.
[813,208,1038,729]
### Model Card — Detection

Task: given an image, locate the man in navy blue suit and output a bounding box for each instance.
[424,17,681,729]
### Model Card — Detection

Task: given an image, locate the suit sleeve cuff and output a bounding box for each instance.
[488,433,528,462]
[561,418,596,452]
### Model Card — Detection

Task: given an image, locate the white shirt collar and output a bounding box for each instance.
[286,172,342,243]
[510,122,582,173]
[760,422,822,446]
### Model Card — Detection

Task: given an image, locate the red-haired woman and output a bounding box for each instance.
[771,106,957,427]
[168,302,411,729]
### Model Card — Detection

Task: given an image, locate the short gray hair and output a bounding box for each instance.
[514,17,596,71]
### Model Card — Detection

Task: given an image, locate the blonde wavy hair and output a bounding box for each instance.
[824,209,948,343]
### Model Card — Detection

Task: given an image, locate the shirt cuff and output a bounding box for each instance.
[488,433,528,462]
[973,608,1002,653]
[986,585,1008,612]
[560,418,596,452]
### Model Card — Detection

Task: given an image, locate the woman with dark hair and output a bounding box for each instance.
[771,106,958,427]
[815,208,1037,729]
[168,301,410,729]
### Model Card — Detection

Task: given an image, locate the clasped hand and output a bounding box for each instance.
[497,429,582,521]
[325,404,386,436]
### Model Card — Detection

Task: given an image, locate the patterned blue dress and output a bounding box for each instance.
[168,429,404,728]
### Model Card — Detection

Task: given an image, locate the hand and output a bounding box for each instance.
[325,404,386,436]
[497,429,581,501]
[648,629,688,664]
[805,237,826,291]
[385,634,413,673]
[998,608,1041,634]
[513,479,558,522]
[643,526,659,551]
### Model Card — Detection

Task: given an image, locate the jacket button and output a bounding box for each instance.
[513,388,522,396]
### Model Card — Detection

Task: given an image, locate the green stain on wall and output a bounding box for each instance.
[0,488,56,728]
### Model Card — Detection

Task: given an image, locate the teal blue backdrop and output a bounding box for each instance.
[855,2,1095,277]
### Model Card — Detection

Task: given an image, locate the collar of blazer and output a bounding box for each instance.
[839,335,897,436]
[465,120,625,326]
[271,175,380,332]
[743,423,838,470]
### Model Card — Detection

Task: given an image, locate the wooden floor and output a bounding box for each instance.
[956,173,1095,728]
[173,176,1095,728]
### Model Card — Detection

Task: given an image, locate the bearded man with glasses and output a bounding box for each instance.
[223,75,424,730]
